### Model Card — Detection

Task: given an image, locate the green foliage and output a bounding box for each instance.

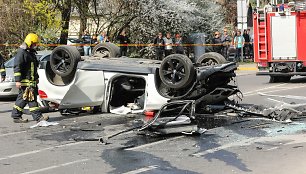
[23,0,62,44]
[0,0,63,57]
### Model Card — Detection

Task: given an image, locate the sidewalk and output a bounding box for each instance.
[236,62,257,71]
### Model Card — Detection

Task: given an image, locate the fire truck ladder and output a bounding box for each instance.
[257,8,268,60]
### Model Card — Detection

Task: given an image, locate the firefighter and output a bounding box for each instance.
[0,53,5,82]
[11,33,49,123]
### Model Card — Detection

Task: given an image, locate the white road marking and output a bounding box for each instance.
[0,131,27,137]
[0,141,86,161]
[125,136,185,151]
[266,147,279,151]
[244,85,306,97]
[243,84,286,95]
[20,158,90,174]
[123,165,159,174]
[192,134,306,157]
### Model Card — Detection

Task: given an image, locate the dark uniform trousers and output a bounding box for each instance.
[11,85,42,120]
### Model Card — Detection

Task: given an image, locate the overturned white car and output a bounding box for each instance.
[38,43,238,115]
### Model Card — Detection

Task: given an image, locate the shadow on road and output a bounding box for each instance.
[102,148,200,174]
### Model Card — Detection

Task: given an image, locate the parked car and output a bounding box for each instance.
[37,44,238,115]
[0,50,52,98]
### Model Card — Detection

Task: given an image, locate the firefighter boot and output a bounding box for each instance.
[13,118,29,123]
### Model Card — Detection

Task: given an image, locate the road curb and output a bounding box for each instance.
[237,67,257,71]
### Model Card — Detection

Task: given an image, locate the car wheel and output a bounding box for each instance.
[281,76,291,82]
[156,81,194,100]
[50,46,81,77]
[159,54,195,89]
[92,43,120,58]
[196,52,227,66]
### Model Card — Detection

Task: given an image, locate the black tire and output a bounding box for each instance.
[196,52,227,66]
[159,54,195,89]
[281,76,291,82]
[269,76,291,83]
[92,43,120,58]
[50,46,81,77]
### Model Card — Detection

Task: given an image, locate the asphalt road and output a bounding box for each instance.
[1,69,306,174]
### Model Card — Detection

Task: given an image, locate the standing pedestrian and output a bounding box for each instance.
[234,30,245,62]
[104,35,110,42]
[243,29,251,59]
[92,34,98,45]
[231,28,238,46]
[247,29,254,60]
[153,32,165,60]
[11,33,49,123]
[211,31,222,54]
[82,30,92,56]
[98,31,106,43]
[174,33,184,54]
[221,29,231,60]
[117,30,130,57]
[163,32,173,57]
[279,3,285,12]
[0,53,5,82]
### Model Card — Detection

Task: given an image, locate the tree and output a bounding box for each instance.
[23,0,62,43]
[52,0,72,44]
[76,0,225,58]
[73,0,91,38]
[0,0,61,57]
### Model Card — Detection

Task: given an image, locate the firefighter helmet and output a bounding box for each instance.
[24,33,39,47]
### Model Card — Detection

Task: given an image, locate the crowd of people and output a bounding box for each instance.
[153,28,254,62]
[153,32,185,60]
[78,28,255,61]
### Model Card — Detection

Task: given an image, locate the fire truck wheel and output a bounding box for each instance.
[50,46,81,77]
[196,52,226,66]
[92,43,120,58]
[159,54,195,89]
[269,76,291,83]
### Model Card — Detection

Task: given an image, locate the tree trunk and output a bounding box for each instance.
[79,16,87,39]
[74,0,90,39]
[59,0,71,45]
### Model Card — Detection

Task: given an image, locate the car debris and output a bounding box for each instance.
[30,120,59,128]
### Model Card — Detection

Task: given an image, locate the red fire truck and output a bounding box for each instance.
[254,2,306,82]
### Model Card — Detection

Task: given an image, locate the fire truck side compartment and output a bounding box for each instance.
[254,9,306,76]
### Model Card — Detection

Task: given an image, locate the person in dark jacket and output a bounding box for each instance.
[117,30,130,57]
[211,31,222,54]
[153,32,165,60]
[174,33,184,54]
[82,30,92,56]
[11,33,49,123]
[221,29,232,60]
[0,53,5,82]
[243,29,251,58]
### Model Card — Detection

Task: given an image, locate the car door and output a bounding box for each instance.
[59,69,106,109]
